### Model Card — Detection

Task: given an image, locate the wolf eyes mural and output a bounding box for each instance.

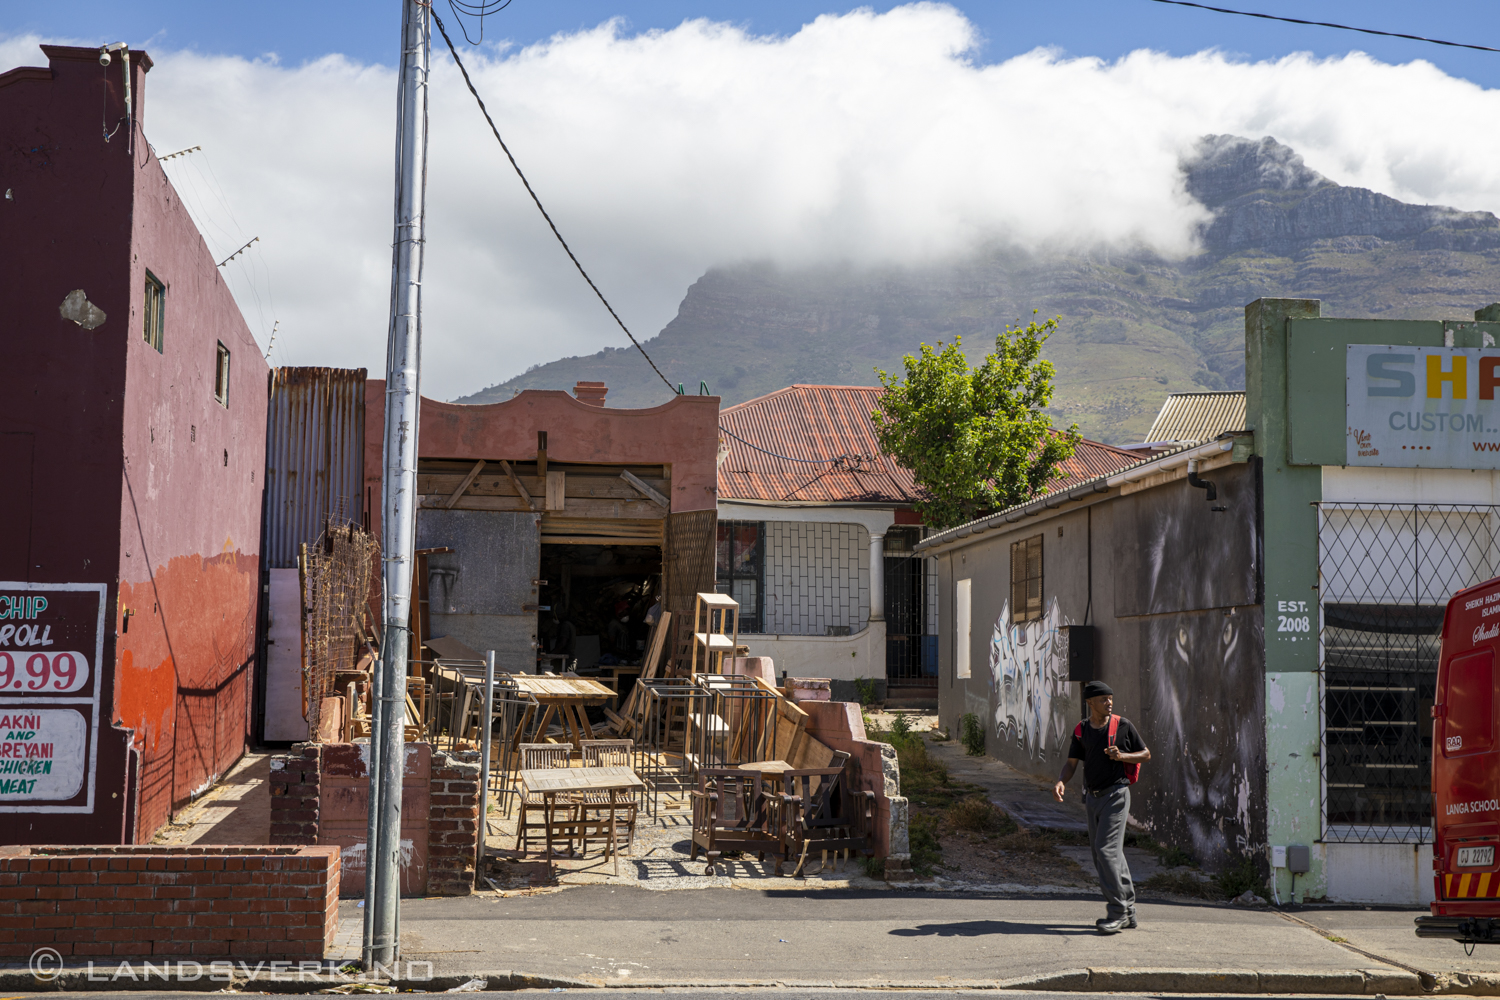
[1139,609,1265,864]
[991,597,1077,762]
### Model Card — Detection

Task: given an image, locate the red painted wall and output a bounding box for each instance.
[361,382,721,545]
[0,46,268,843]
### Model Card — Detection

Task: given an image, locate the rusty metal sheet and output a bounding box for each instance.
[264,368,367,568]
[717,385,1140,504]
[318,742,430,897]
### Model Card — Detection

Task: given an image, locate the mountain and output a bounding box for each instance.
[456,135,1500,444]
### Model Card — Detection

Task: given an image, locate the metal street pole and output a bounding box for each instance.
[476,650,495,887]
[367,0,429,970]
[360,658,383,968]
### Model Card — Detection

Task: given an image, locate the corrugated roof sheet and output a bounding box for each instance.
[717,385,1141,505]
[1145,391,1247,445]
[264,367,367,568]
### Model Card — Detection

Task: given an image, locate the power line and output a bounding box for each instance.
[446,0,514,45]
[718,423,865,468]
[431,9,875,471]
[1145,0,1500,54]
[429,11,677,396]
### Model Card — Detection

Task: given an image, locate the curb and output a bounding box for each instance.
[997,966,1447,995]
[4,964,1495,993]
[0,968,593,994]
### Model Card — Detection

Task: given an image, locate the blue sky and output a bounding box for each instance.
[9,2,1500,396]
[11,0,1500,88]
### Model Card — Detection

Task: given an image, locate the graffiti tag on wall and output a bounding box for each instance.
[990,597,1077,762]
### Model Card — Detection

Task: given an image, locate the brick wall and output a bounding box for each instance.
[426,750,480,896]
[0,845,339,960]
[800,700,908,872]
[267,742,477,896]
[269,744,322,845]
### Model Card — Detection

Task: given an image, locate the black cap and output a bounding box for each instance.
[1082,680,1114,700]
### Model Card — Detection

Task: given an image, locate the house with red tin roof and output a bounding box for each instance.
[717,384,1139,704]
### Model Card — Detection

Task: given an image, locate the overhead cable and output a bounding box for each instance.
[430,11,677,395]
[719,424,867,469]
[1145,0,1500,53]
[432,10,880,472]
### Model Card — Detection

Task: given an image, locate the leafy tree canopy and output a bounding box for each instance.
[873,315,1080,530]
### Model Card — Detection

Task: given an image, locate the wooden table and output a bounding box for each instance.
[518,766,646,875]
[737,760,794,776]
[503,675,615,750]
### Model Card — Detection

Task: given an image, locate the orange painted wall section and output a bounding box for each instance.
[363,381,721,544]
[114,551,258,840]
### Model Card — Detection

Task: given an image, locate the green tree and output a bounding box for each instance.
[873,315,1079,529]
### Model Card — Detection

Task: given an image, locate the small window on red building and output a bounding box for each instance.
[214,342,231,407]
[143,272,165,352]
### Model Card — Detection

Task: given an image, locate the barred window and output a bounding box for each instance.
[1318,503,1499,843]
[1010,534,1043,624]
[1322,603,1439,840]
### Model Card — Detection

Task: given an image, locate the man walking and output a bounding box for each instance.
[1053,680,1151,934]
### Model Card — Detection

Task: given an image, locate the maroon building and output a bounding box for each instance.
[0,45,268,842]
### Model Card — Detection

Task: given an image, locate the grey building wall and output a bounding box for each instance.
[936,461,1267,867]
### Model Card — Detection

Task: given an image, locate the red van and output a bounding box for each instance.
[1417,576,1500,944]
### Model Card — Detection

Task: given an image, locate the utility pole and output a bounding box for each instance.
[366,0,429,970]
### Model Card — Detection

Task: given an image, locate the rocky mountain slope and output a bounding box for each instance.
[457,135,1500,444]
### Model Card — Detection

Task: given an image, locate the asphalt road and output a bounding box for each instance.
[4,993,1444,999]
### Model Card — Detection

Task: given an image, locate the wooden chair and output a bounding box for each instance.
[776,754,874,877]
[516,743,575,854]
[688,768,787,876]
[577,739,639,854]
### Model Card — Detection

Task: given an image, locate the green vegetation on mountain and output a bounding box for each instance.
[458,135,1500,444]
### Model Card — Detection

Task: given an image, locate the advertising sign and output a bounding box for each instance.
[1347,344,1500,468]
[0,583,106,812]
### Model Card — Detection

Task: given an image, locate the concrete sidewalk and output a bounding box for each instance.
[375,885,1498,992]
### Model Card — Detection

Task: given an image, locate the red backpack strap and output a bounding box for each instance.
[1107,713,1119,746]
[1073,721,1084,740]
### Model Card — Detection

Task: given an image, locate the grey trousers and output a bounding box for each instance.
[1085,784,1135,919]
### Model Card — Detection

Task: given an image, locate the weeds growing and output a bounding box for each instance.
[1141,870,1220,899]
[947,796,1016,835]
[960,712,986,756]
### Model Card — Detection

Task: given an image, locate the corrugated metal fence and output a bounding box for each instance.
[264,368,366,568]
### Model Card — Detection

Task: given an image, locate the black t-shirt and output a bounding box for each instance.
[1067,715,1145,791]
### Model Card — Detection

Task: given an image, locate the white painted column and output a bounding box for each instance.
[868,532,885,622]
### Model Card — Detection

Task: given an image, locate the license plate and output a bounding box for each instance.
[1458,846,1495,868]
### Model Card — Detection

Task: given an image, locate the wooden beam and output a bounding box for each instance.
[620,469,669,508]
[443,459,486,509]
[499,459,537,511]
[545,471,566,511]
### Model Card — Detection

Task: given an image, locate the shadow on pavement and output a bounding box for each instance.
[890,918,1096,937]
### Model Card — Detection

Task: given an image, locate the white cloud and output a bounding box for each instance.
[6,6,1500,398]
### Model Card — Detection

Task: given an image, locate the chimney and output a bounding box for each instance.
[573,381,607,407]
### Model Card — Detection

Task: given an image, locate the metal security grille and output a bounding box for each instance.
[885,527,936,687]
[1317,503,1500,843]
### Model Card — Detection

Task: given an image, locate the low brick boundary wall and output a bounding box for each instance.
[271,742,479,896]
[0,845,339,960]
[428,751,481,895]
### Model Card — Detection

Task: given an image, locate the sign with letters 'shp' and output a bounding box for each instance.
[0,583,107,812]
[1347,344,1500,468]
